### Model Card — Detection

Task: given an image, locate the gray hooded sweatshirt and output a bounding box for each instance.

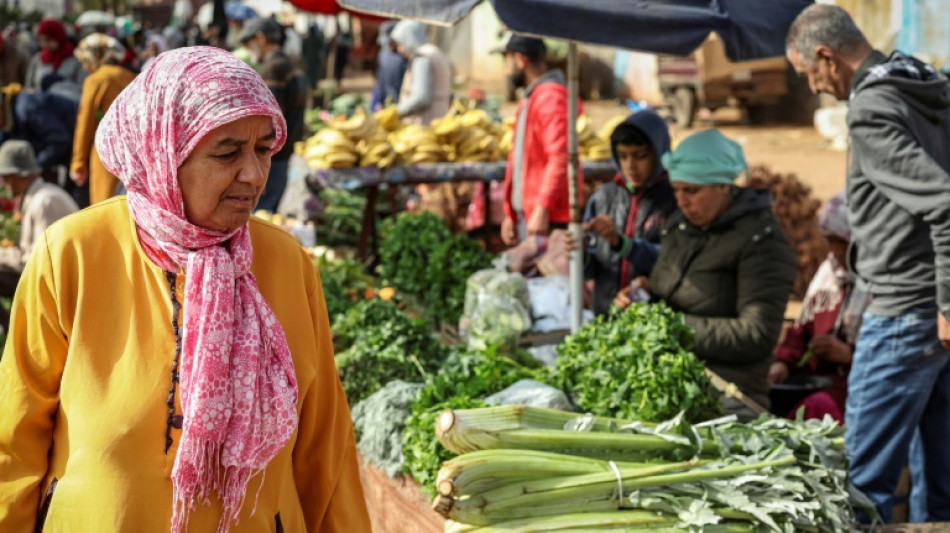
[847,50,950,317]
[390,21,451,126]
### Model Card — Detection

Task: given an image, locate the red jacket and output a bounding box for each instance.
[503,78,583,226]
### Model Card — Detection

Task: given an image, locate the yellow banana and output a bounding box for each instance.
[597,114,628,142]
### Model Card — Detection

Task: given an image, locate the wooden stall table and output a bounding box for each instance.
[307,161,618,260]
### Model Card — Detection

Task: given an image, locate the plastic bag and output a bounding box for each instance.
[485,379,574,411]
[527,275,594,333]
[460,265,533,349]
[528,276,571,332]
[468,295,532,353]
[460,268,498,336]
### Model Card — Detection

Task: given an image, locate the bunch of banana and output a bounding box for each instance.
[581,135,613,162]
[432,114,465,146]
[374,105,401,132]
[453,127,498,163]
[576,113,595,144]
[357,132,397,168]
[389,125,445,165]
[598,114,628,142]
[496,117,515,159]
[459,108,491,130]
[303,127,359,169]
[497,128,514,159]
[334,106,379,141]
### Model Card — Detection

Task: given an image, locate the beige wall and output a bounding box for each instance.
[834,0,901,51]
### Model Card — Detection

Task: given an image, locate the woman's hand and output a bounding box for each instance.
[584,215,620,248]
[612,287,632,310]
[809,335,853,364]
[70,169,87,186]
[632,276,650,293]
[768,361,790,384]
[768,361,788,384]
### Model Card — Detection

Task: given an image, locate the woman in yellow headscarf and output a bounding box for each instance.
[69,33,136,205]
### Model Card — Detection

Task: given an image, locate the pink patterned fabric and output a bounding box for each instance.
[94,47,298,533]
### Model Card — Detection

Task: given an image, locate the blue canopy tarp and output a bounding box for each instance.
[337,0,812,61]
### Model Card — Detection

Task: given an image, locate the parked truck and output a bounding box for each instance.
[658,35,816,126]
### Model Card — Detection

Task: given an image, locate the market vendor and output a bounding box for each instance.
[390,20,451,126]
[582,109,676,315]
[499,34,581,245]
[616,129,797,415]
[769,193,864,423]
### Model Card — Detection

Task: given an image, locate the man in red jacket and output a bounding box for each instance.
[498,34,581,246]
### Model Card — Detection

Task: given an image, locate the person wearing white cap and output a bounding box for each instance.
[0,139,77,328]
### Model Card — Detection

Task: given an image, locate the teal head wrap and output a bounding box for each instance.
[661,129,747,186]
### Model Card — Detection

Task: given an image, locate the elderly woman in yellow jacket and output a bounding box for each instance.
[0,47,370,532]
[69,33,136,205]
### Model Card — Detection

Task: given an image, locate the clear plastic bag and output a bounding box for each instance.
[460,266,533,351]
[468,295,532,353]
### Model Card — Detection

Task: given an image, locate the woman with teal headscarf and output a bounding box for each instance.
[617,129,797,418]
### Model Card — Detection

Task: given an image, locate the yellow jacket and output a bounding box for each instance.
[0,198,371,532]
[70,65,135,205]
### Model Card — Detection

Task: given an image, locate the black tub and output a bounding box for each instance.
[769,374,835,417]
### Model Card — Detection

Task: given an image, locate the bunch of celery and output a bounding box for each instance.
[431,406,877,532]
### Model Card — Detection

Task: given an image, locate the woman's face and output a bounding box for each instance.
[39,34,59,53]
[672,183,732,227]
[177,115,276,232]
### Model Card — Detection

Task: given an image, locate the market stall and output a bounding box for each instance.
[304,1,898,531]
[337,0,813,334]
[306,160,616,258]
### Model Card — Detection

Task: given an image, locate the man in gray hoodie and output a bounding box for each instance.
[787,4,950,522]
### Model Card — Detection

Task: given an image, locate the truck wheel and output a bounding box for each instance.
[747,104,778,124]
[672,87,695,127]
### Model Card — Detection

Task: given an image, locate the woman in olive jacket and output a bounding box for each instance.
[617,130,797,415]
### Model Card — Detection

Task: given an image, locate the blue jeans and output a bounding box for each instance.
[846,306,950,522]
[257,158,289,214]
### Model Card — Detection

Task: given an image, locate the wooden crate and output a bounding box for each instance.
[358,456,443,533]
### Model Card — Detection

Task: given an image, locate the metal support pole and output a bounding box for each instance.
[566,42,583,334]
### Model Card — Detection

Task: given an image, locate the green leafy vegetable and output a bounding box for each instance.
[555,302,722,423]
[314,256,374,325]
[378,212,492,326]
[401,345,545,495]
[333,299,447,406]
[316,188,367,248]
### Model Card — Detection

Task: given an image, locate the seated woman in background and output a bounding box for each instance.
[768,193,865,423]
[616,129,797,418]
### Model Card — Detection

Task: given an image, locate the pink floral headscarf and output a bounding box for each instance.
[95,47,297,533]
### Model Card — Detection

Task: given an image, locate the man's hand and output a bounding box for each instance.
[612,287,632,310]
[939,312,950,349]
[564,230,580,253]
[584,215,620,248]
[526,206,550,237]
[501,216,518,246]
[810,335,853,364]
[768,361,789,384]
[70,169,87,186]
